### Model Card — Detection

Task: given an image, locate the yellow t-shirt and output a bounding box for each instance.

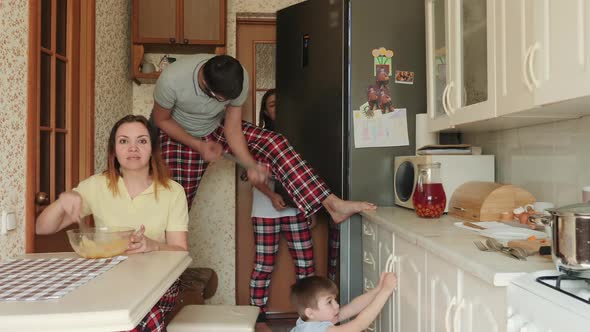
[74,174,188,243]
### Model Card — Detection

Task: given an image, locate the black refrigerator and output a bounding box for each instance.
[276,0,426,302]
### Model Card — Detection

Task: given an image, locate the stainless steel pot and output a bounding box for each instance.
[529,203,590,276]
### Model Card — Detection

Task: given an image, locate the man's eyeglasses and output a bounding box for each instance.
[199,78,226,102]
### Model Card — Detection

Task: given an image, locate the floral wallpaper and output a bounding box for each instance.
[94,0,133,172]
[132,0,304,305]
[0,0,28,261]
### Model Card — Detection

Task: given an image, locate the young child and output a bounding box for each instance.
[290,273,397,332]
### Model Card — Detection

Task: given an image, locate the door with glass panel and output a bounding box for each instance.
[28,0,92,253]
[426,0,496,130]
[426,0,453,131]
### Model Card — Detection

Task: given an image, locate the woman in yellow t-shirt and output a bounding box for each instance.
[36,114,188,331]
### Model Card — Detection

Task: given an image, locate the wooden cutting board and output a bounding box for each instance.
[507,239,552,259]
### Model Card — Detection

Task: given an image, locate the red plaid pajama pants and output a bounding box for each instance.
[159,121,332,216]
[249,213,315,311]
[126,280,180,332]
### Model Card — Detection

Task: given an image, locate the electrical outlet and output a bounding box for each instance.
[6,212,16,231]
[1,211,16,234]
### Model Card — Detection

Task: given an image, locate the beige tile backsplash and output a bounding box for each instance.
[463,115,590,207]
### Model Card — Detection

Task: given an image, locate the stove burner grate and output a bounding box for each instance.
[536,275,590,304]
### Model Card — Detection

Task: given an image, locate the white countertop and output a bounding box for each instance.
[361,207,555,287]
[0,251,192,331]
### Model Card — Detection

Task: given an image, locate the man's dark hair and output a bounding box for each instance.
[203,55,244,100]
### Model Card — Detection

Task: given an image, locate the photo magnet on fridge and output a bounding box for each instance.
[395,70,415,85]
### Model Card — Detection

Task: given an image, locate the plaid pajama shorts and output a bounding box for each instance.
[159,121,332,216]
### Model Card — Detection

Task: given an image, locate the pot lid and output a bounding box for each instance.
[548,203,590,216]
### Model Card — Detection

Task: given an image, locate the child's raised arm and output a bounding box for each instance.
[328,272,396,332]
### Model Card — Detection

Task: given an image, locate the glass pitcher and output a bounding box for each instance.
[413,163,446,218]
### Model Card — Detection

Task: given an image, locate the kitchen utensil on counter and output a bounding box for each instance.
[485,238,527,260]
[479,227,547,242]
[507,238,552,259]
[67,226,134,259]
[448,181,535,222]
[529,203,590,277]
[474,239,526,260]
[412,163,446,218]
[463,221,485,230]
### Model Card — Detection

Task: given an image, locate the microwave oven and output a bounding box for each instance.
[394,155,495,211]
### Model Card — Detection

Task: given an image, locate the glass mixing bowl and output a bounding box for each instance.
[67,226,135,259]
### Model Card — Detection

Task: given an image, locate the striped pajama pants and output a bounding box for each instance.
[249,213,314,311]
[159,121,332,216]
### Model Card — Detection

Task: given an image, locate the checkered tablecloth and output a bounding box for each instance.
[0,256,127,301]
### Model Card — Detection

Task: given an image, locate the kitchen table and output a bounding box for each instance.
[0,251,192,331]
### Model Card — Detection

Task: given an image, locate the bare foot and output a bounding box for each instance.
[322,194,377,224]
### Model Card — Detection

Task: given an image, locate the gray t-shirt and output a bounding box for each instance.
[290,318,334,332]
[153,54,250,137]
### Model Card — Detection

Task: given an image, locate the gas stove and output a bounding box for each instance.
[507,270,590,332]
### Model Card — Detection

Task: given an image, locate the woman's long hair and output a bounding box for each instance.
[258,89,276,130]
[104,114,171,198]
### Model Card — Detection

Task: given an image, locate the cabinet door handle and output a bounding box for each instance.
[169,38,176,44]
[446,81,455,114]
[384,254,393,272]
[183,38,189,44]
[441,84,452,117]
[522,45,534,92]
[445,296,457,332]
[453,298,465,332]
[528,42,540,88]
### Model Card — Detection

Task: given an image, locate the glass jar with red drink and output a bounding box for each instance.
[412,163,446,218]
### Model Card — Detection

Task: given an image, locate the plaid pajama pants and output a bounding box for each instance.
[249,213,315,312]
[159,121,332,216]
[126,280,180,332]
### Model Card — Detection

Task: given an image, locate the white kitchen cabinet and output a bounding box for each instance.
[394,236,426,332]
[426,0,496,131]
[459,272,506,332]
[495,0,536,116]
[496,0,590,117]
[377,226,395,332]
[362,217,507,332]
[531,0,590,106]
[426,252,460,332]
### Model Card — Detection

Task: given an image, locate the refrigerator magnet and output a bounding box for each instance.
[395,70,415,85]
[372,47,394,76]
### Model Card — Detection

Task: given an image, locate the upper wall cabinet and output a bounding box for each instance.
[496,0,590,117]
[428,0,590,132]
[426,0,496,132]
[133,0,226,45]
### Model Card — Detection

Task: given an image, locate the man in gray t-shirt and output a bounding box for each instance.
[151,54,376,222]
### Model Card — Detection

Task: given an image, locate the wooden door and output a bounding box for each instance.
[133,0,177,44]
[235,18,329,316]
[182,0,226,44]
[26,0,94,253]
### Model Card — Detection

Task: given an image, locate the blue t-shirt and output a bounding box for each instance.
[291,318,334,332]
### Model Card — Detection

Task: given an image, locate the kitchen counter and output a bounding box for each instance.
[0,251,192,331]
[361,207,554,287]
